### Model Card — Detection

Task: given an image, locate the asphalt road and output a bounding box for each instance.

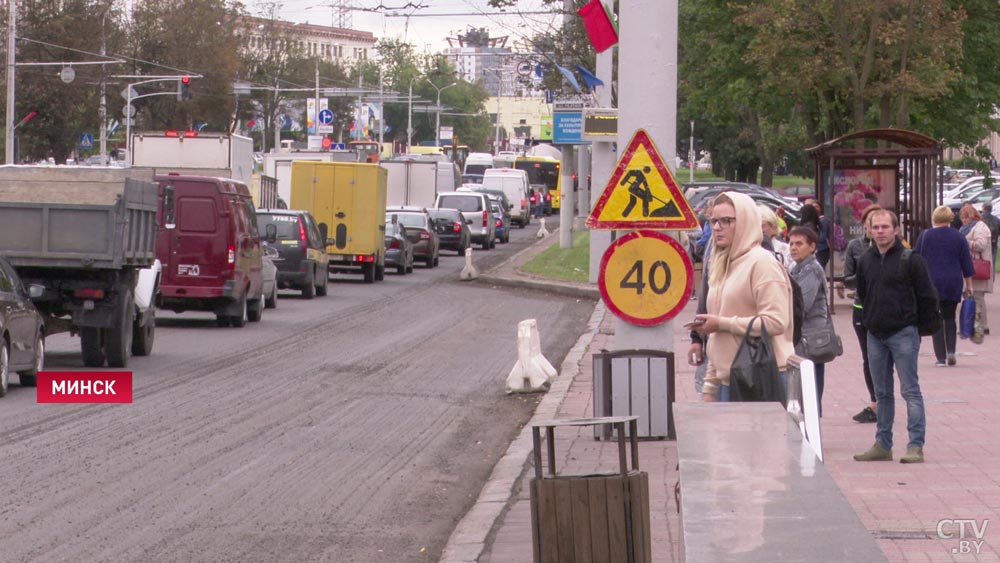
[0,218,595,562]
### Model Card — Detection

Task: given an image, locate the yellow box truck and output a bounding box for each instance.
[290,161,387,283]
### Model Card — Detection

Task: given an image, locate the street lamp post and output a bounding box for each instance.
[406,76,417,154]
[427,79,457,147]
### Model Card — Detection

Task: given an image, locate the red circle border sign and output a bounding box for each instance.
[598,230,694,326]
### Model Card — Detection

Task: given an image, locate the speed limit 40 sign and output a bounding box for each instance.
[598,230,693,326]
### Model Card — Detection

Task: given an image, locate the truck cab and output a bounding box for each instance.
[155,174,264,327]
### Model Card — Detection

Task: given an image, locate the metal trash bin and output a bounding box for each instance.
[593,349,676,440]
[529,416,652,563]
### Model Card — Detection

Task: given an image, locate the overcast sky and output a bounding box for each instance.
[259,0,561,53]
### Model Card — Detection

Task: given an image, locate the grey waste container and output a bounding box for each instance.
[593,349,676,440]
[529,416,652,563]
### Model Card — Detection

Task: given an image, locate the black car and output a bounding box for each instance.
[0,256,46,395]
[256,209,331,298]
[386,207,441,267]
[428,208,472,255]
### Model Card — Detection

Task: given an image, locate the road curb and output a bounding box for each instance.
[439,301,607,563]
[478,228,600,301]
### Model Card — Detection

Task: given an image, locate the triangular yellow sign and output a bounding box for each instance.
[587,129,698,230]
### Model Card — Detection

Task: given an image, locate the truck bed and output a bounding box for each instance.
[0,167,158,269]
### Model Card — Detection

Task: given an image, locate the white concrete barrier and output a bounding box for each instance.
[459,247,479,281]
[536,217,550,239]
[505,318,557,393]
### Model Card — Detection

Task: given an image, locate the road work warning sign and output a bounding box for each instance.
[587,129,698,230]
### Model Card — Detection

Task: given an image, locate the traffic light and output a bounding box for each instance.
[177,76,192,101]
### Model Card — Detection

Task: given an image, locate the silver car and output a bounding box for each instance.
[435,191,496,250]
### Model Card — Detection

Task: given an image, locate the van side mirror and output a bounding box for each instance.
[28,284,45,299]
[265,224,277,244]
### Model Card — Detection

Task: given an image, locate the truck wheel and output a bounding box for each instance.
[81,327,106,367]
[363,262,376,283]
[481,239,490,250]
[18,333,44,386]
[375,264,385,281]
[302,268,316,299]
[132,312,155,357]
[247,291,264,322]
[316,267,329,296]
[397,264,405,275]
[105,288,134,368]
[230,294,248,328]
[0,341,9,397]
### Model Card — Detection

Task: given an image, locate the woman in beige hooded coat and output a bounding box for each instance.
[694,192,795,402]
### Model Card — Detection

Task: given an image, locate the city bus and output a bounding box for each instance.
[514,155,562,210]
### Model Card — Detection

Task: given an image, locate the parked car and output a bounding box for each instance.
[464,185,512,214]
[155,175,265,328]
[428,208,471,255]
[435,191,496,250]
[386,207,440,268]
[490,199,510,244]
[384,222,415,274]
[256,209,330,299]
[0,256,46,395]
[946,187,1000,228]
[261,244,279,309]
[461,173,485,185]
[776,185,816,203]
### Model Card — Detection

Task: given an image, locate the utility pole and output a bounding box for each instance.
[5,0,17,164]
[689,120,695,183]
[99,8,108,165]
[428,79,457,147]
[407,77,415,153]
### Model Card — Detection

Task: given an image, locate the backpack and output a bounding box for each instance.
[773,250,804,346]
[790,276,804,346]
[900,249,943,336]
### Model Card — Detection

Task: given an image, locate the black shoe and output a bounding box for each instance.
[852,406,877,423]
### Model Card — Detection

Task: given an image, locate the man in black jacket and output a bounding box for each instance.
[853,209,939,464]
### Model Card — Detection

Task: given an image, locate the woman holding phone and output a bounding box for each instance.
[692,192,795,402]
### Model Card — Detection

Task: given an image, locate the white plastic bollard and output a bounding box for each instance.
[505,319,557,394]
[459,247,479,281]
[536,217,550,239]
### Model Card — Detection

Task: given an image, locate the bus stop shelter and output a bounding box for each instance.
[806,128,943,295]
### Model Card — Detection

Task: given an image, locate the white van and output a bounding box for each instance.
[464,152,494,176]
[482,168,530,227]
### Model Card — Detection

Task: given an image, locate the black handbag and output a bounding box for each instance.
[797,295,843,363]
[729,317,787,405]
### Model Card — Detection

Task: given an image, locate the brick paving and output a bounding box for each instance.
[472,291,1000,563]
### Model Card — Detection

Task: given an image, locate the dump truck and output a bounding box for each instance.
[0,166,160,367]
[290,161,387,283]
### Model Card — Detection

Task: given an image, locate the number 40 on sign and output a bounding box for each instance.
[598,230,693,326]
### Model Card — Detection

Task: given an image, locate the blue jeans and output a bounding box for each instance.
[867,325,926,449]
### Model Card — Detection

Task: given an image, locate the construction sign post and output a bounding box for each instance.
[587,129,697,230]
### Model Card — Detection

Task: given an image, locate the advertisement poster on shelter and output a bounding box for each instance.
[823,167,897,278]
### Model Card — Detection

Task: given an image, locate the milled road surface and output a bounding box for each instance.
[0,220,594,562]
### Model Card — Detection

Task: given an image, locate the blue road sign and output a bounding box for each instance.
[318,108,334,125]
[330,143,346,150]
[79,133,94,149]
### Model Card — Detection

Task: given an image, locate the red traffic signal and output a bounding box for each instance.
[177,76,193,101]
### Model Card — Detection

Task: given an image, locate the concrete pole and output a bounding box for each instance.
[589,0,616,284]
[5,0,16,164]
[615,0,678,351]
[577,144,591,225]
[99,9,107,165]
[559,146,575,248]
[407,78,414,153]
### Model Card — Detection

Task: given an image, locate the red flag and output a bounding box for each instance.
[578,0,618,53]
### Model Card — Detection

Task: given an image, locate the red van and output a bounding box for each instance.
[155,174,264,327]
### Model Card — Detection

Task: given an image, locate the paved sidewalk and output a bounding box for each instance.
[443,232,1000,563]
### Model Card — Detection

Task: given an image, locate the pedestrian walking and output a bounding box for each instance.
[692,192,795,402]
[843,204,881,423]
[981,202,1000,261]
[959,203,993,336]
[854,209,939,464]
[787,226,830,415]
[760,205,792,269]
[913,205,974,366]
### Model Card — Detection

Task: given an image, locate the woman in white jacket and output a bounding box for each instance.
[960,203,993,335]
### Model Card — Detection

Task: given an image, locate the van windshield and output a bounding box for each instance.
[257,214,301,239]
[439,195,482,212]
[465,164,490,176]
